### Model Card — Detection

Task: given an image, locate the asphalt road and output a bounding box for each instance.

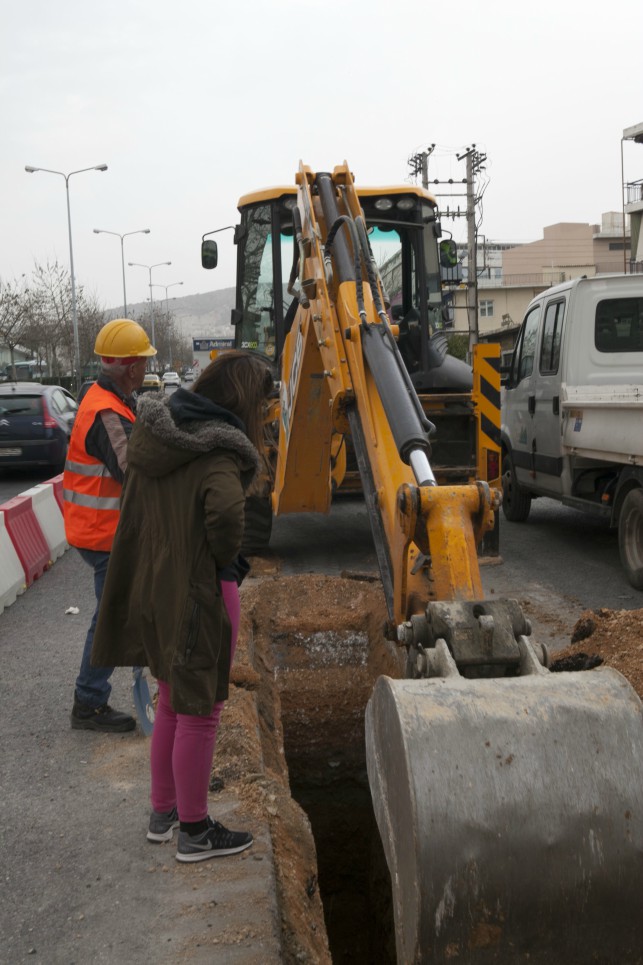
[269,492,641,622]
[2,470,641,620]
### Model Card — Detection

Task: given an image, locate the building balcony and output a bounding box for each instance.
[625,179,643,213]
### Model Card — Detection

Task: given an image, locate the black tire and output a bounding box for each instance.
[53,439,68,476]
[618,487,643,590]
[501,449,531,522]
[240,494,273,556]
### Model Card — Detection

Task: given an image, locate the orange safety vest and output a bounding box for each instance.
[63,384,135,552]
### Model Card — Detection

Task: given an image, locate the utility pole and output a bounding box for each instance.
[408,142,488,357]
[456,145,487,357]
[408,145,435,190]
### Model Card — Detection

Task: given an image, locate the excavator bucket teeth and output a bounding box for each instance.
[365,664,643,964]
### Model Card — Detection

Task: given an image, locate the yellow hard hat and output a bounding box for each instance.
[94,319,157,358]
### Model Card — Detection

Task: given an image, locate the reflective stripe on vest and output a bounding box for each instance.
[62,488,122,511]
[64,459,114,478]
[63,383,135,552]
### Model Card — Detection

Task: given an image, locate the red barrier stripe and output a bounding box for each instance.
[50,473,65,513]
[1,495,51,586]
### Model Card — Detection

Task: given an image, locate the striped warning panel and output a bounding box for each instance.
[473,343,501,453]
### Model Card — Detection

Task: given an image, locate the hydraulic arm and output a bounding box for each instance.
[274,162,498,626]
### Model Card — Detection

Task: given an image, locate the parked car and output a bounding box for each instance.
[139,373,163,394]
[0,382,79,472]
[77,380,96,403]
[162,371,181,387]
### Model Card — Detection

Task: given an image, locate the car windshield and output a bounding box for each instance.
[0,395,42,416]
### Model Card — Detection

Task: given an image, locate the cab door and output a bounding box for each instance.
[503,302,541,488]
[530,296,566,494]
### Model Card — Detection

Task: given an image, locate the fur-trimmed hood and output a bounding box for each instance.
[128,390,260,487]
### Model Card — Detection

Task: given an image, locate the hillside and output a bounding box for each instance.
[114,286,236,341]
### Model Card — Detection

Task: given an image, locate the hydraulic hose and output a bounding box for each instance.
[316,172,435,476]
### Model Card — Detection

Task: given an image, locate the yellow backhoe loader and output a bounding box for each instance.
[202,163,643,963]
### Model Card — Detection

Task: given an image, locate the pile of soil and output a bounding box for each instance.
[552,607,643,697]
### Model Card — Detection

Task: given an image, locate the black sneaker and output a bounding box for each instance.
[71,700,136,733]
[147,807,180,843]
[176,818,253,863]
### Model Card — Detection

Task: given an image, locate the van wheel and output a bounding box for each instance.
[501,450,531,522]
[618,488,643,590]
[240,494,273,556]
[53,440,68,476]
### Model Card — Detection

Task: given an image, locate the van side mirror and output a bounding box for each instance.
[201,239,218,270]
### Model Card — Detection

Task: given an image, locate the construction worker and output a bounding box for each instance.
[63,318,156,733]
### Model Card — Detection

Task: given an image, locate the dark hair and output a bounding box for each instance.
[192,351,272,450]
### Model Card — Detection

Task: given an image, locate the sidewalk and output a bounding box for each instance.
[0,548,283,965]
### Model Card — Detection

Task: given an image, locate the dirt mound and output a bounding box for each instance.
[551,607,643,697]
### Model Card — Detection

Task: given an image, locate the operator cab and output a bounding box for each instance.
[201,183,470,391]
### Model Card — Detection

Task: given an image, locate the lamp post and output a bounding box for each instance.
[152,281,183,368]
[25,163,108,391]
[128,261,171,369]
[93,228,150,316]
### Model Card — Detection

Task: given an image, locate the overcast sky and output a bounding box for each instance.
[2,0,642,315]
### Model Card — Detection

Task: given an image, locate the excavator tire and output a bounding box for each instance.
[365,643,643,964]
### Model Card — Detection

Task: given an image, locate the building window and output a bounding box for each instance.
[480,300,494,317]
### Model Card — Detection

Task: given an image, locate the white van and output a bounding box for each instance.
[501,274,643,588]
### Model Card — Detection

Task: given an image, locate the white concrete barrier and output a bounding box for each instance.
[20,482,68,562]
[0,513,26,615]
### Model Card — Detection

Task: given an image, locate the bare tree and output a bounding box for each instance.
[128,307,189,373]
[0,276,31,379]
[77,290,106,377]
[29,260,74,379]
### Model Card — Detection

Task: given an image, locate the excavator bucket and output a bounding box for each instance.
[365,640,643,964]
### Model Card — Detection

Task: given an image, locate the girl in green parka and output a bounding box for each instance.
[91,351,272,862]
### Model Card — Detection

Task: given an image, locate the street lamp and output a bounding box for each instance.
[93,228,151,316]
[152,281,183,367]
[128,261,171,368]
[25,163,108,390]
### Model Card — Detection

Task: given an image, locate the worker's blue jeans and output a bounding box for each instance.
[74,549,114,708]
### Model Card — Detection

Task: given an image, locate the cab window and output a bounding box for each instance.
[512,305,541,384]
[595,296,643,353]
[540,300,565,375]
[236,202,296,360]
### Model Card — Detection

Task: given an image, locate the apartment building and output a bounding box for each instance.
[447,212,631,361]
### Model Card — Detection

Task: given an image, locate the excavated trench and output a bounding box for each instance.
[275,627,395,962]
[249,574,403,963]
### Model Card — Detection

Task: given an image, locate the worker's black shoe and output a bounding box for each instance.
[71,700,136,733]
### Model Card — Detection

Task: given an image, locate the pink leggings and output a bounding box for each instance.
[150,580,240,823]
